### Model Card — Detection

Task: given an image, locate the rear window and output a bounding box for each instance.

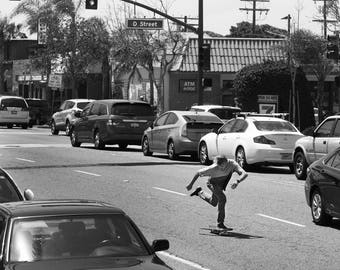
[183,115,222,123]
[253,121,297,132]
[209,108,240,119]
[26,100,48,108]
[76,102,90,110]
[1,98,27,108]
[111,103,154,116]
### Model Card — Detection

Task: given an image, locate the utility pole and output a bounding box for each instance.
[313,0,337,39]
[239,0,269,34]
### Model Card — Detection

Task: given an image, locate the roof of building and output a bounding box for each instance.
[171,37,286,73]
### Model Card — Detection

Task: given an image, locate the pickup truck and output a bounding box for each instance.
[293,115,340,179]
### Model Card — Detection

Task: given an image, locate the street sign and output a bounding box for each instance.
[126,18,164,30]
[48,74,63,89]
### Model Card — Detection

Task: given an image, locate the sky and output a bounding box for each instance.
[1,0,333,36]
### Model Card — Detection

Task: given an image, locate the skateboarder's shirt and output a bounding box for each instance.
[198,159,243,189]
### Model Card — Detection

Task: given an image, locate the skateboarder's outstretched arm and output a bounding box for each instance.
[186,172,200,191]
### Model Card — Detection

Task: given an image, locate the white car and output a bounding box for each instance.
[51,99,94,135]
[0,96,30,129]
[198,115,304,171]
[190,104,241,122]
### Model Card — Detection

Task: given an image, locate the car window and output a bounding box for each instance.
[59,101,66,110]
[77,102,90,110]
[315,119,335,137]
[332,120,340,137]
[219,119,236,133]
[0,173,22,202]
[209,108,240,120]
[330,151,340,169]
[89,103,100,116]
[230,119,247,132]
[111,103,153,116]
[165,113,178,125]
[81,104,92,117]
[9,214,149,262]
[98,104,107,116]
[64,101,75,110]
[0,98,27,109]
[182,115,221,123]
[26,100,48,108]
[190,108,204,112]
[154,113,169,127]
[253,120,297,132]
[0,215,6,254]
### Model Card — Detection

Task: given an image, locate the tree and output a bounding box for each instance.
[228,21,287,38]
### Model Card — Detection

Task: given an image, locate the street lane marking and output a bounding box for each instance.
[0,144,70,148]
[15,158,36,163]
[158,251,210,270]
[152,187,187,196]
[257,213,306,227]
[74,170,101,177]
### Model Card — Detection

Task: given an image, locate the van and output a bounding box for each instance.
[25,98,50,126]
[0,96,30,129]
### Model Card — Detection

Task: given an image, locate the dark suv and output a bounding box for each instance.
[70,99,155,149]
[25,98,50,126]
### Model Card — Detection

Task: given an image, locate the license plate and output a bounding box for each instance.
[131,123,139,128]
[11,111,17,114]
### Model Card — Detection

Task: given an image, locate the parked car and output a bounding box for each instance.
[70,99,155,149]
[141,111,223,160]
[0,199,171,270]
[0,167,34,202]
[198,115,304,170]
[25,98,50,126]
[51,99,95,136]
[190,104,241,122]
[293,114,340,180]
[0,95,29,129]
[305,147,340,226]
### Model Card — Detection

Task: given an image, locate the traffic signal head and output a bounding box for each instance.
[199,43,211,71]
[85,0,97,9]
[326,35,339,60]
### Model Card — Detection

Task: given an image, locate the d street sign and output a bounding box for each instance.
[126,18,164,30]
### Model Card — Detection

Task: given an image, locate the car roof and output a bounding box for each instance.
[169,110,220,116]
[0,200,125,217]
[92,99,151,105]
[191,105,241,110]
[67,99,95,102]
[0,95,25,100]
[240,116,288,122]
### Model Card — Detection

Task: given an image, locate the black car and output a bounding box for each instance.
[0,167,34,202]
[305,147,340,225]
[0,200,171,270]
[70,99,155,149]
[25,98,50,126]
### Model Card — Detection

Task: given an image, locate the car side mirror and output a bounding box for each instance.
[151,239,169,252]
[24,189,34,200]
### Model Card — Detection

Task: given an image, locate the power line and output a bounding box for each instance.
[239,0,270,34]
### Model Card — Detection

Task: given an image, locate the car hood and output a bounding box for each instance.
[8,256,172,270]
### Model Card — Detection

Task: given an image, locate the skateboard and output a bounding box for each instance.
[200,225,233,236]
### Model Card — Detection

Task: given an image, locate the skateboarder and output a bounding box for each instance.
[186,155,248,229]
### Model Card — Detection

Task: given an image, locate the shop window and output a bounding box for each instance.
[203,78,212,91]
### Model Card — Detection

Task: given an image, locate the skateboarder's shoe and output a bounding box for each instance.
[190,187,202,196]
[217,223,228,229]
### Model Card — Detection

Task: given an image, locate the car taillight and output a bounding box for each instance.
[253,135,275,145]
[107,119,120,126]
[181,125,188,137]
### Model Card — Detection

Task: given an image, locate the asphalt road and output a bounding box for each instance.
[0,126,339,270]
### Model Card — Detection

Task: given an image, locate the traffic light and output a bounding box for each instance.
[85,0,97,9]
[326,35,339,60]
[199,43,210,71]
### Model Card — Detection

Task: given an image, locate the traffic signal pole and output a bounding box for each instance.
[120,0,205,105]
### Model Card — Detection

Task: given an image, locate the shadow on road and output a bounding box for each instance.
[199,230,263,239]
[329,218,340,230]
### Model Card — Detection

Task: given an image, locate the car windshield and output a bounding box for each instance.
[1,98,27,108]
[10,214,149,262]
[253,120,297,132]
[183,115,221,123]
[111,103,153,116]
[77,102,90,110]
[209,108,240,119]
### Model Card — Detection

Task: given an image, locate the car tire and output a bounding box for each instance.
[294,151,307,180]
[235,147,248,169]
[70,128,81,147]
[51,120,59,135]
[311,189,332,225]
[94,130,105,149]
[142,137,153,156]
[167,140,178,160]
[7,124,13,129]
[65,121,71,136]
[118,143,128,150]
[199,142,211,165]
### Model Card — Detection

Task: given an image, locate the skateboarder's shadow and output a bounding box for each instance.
[200,230,263,239]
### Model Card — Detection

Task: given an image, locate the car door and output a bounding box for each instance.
[312,118,336,162]
[327,119,340,152]
[150,113,169,151]
[76,104,92,141]
[216,119,236,158]
[83,103,100,141]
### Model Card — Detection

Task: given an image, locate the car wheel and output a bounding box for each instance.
[235,147,248,169]
[7,124,13,129]
[94,130,105,149]
[294,151,307,180]
[142,137,153,156]
[311,189,332,225]
[70,128,81,147]
[65,121,71,136]
[199,142,211,165]
[167,140,178,160]
[22,124,28,129]
[118,143,128,150]
[51,120,59,135]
